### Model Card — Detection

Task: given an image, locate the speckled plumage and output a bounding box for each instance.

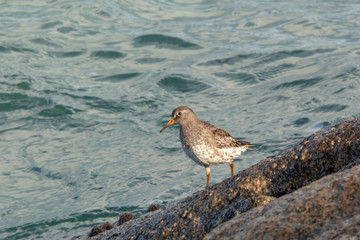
[160,106,252,188]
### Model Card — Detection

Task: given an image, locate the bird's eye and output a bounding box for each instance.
[177,112,182,116]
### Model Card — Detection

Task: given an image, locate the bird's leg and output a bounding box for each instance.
[229,162,234,177]
[205,166,210,189]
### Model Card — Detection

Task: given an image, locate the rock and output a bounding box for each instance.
[118,213,135,226]
[147,204,160,213]
[86,213,135,238]
[83,117,360,239]
[88,222,114,238]
[205,164,360,240]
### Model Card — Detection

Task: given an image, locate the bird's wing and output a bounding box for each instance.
[201,121,251,149]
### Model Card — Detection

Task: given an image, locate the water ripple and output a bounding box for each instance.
[272,77,324,91]
[30,38,62,48]
[133,34,202,50]
[213,72,258,85]
[38,105,81,117]
[158,74,211,93]
[311,104,348,113]
[90,50,126,59]
[95,72,141,82]
[48,50,86,58]
[0,93,48,112]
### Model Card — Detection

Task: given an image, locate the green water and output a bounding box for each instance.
[1,0,359,239]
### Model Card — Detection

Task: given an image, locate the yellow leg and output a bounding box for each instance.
[205,166,210,189]
[229,162,234,177]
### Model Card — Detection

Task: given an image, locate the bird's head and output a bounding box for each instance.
[160,106,197,133]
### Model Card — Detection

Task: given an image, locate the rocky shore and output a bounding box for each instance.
[77,117,360,240]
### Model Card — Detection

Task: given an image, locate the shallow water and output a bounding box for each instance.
[0,0,359,239]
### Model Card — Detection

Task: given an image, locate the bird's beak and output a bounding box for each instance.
[160,118,175,133]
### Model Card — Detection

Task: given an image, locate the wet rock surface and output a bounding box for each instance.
[118,213,135,226]
[146,204,161,213]
[88,222,114,238]
[82,117,360,239]
[205,164,360,240]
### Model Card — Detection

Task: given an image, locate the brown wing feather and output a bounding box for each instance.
[201,121,252,148]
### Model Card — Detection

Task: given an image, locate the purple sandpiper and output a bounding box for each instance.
[160,106,253,189]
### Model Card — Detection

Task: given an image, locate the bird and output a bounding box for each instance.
[160,106,253,189]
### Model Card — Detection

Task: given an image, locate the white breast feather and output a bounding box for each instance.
[183,142,248,166]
